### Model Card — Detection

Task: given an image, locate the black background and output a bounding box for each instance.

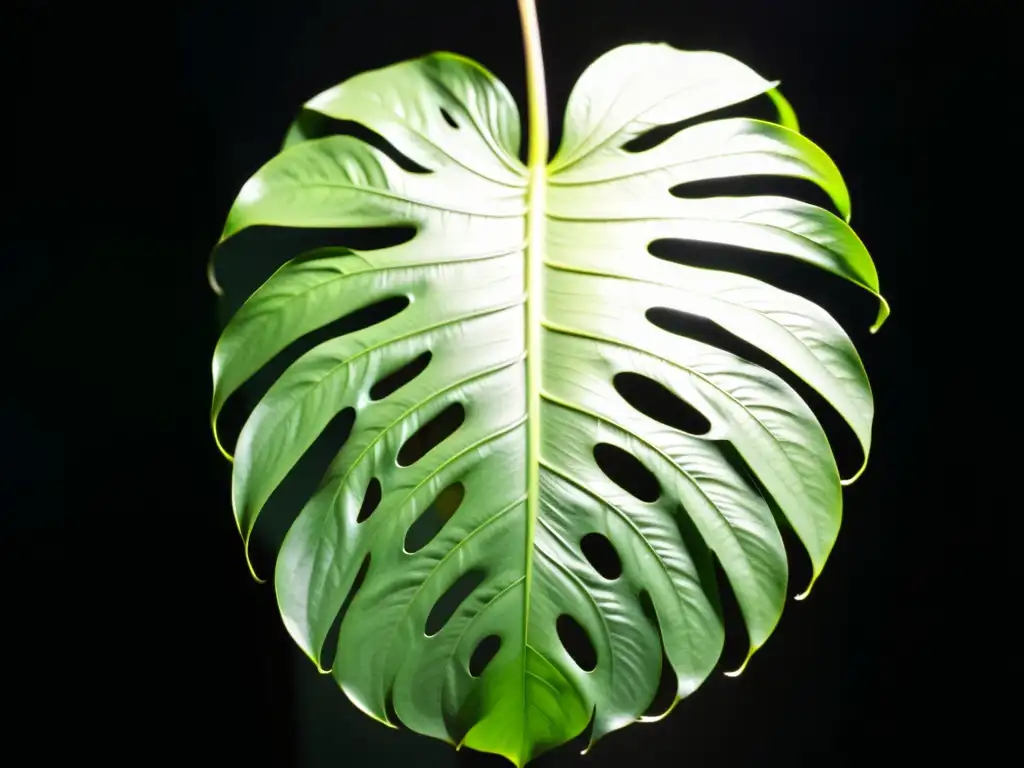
[8,0,942,765]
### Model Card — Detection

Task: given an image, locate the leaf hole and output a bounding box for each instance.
[295,294,409,349]
[355,477,382,524]
[719,443,813,596]
[557,614,597,672]
[712,556,752,674]
[621,96,779,153]
[593,443,661,503]
[397,403,466,467]
[216,294,409,454]
[674,502,720,602]
[404,482,465,554]
[469,634,501,677]
[671,175,839,216]
[638,590,678,719]
[246,406,356,576]
[384,689,402,729]
[645,307,863,479]
[613,371,711,435]
[439,107,459,129]
[580,532,622,580]
[646,236,878,339]
[638,588,658,625]
[214,231,415,314]
[425,569,486,637]
[319,553,371,669]
[287,111,432,173]
[369,350,432,401]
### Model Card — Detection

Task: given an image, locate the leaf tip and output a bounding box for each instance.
[724,644,761,678]
[841,460,868,487]
[243,538,267,585]
[795,572,820,602]
[723,662,747,678]
[869,296,891,334]
[767,87,800,133]
[207,252,224,297]
[638,696,681,724]
[342,685,400,731]
[211,418,234,463]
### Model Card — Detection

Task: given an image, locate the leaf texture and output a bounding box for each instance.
[210,42,885,766]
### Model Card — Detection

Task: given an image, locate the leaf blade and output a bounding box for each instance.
[210,41,885,765]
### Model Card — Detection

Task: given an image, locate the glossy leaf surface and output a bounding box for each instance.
[210,42,885,766]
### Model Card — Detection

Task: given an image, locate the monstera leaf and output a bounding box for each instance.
[209,16,886,766]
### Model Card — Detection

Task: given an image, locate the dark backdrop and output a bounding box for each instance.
[8,1,938,765]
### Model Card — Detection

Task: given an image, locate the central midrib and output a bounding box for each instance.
[518,0,548,757]
[521,153,546,697]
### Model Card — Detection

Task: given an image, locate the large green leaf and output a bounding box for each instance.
[210,39,886,767]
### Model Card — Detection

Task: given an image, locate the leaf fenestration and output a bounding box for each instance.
[211,40,885,767]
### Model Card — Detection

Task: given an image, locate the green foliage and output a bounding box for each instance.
[210,32,885,767]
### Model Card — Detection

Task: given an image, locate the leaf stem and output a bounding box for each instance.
[517,0,547,758]
[518,0,549,170]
